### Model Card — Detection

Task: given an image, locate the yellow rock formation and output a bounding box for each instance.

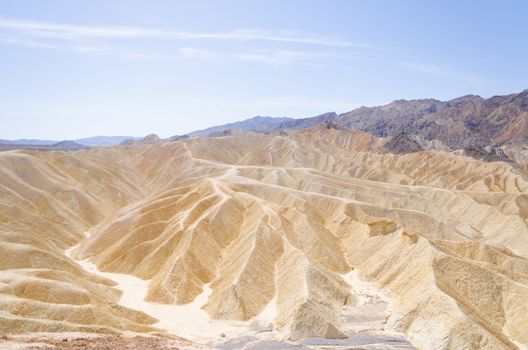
[1,126,527,349]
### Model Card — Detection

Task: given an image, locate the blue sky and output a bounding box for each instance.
[1,0,527,139]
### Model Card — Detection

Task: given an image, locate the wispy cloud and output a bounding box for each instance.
[0,17,489,83]
[234,49,487,83]
[0,35,221,62]
[0,17,373,64]
[0,17,370,48]
[0,36,109,54]
[2,37,63,50]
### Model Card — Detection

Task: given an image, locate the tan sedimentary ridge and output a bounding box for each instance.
[1,126,527,349]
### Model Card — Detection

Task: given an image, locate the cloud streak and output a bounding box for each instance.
[0,17,488,83]
[0,17,371,48]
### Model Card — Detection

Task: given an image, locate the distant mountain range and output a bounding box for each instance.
[74,136,142,146]
[0,136,141,149]
[0,139,57,146]
[186,90,528,147]
[180,89,528,163]
[185,113,337,138]
[3,89,528,162]
[186,116,293,137]
[0,140,90,151]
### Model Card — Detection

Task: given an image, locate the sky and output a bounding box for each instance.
[0,0,527,140]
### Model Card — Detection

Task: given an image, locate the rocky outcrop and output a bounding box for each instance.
[383,133,424,154]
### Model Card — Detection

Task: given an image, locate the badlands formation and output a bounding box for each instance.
[1,125,528,349]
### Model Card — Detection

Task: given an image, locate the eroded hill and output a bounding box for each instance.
[1,126,527,349]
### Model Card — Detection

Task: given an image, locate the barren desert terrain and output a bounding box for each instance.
[1,125,527,349]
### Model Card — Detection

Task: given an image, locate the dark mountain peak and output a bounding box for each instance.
[317,111,338,118]
[447,94,481,103]
[383,133,424,154]
[323,120,346,130]
[445,94,482,108]
[389,98,441,105]
[380,98,443,115]
[512,89,528,104]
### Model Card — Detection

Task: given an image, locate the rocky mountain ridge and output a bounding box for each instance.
[178,89,528,163]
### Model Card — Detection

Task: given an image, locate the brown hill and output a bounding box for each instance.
[337,90,528,149]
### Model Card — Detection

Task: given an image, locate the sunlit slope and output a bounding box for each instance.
[0,149,157,334]
[1,125,528,349]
